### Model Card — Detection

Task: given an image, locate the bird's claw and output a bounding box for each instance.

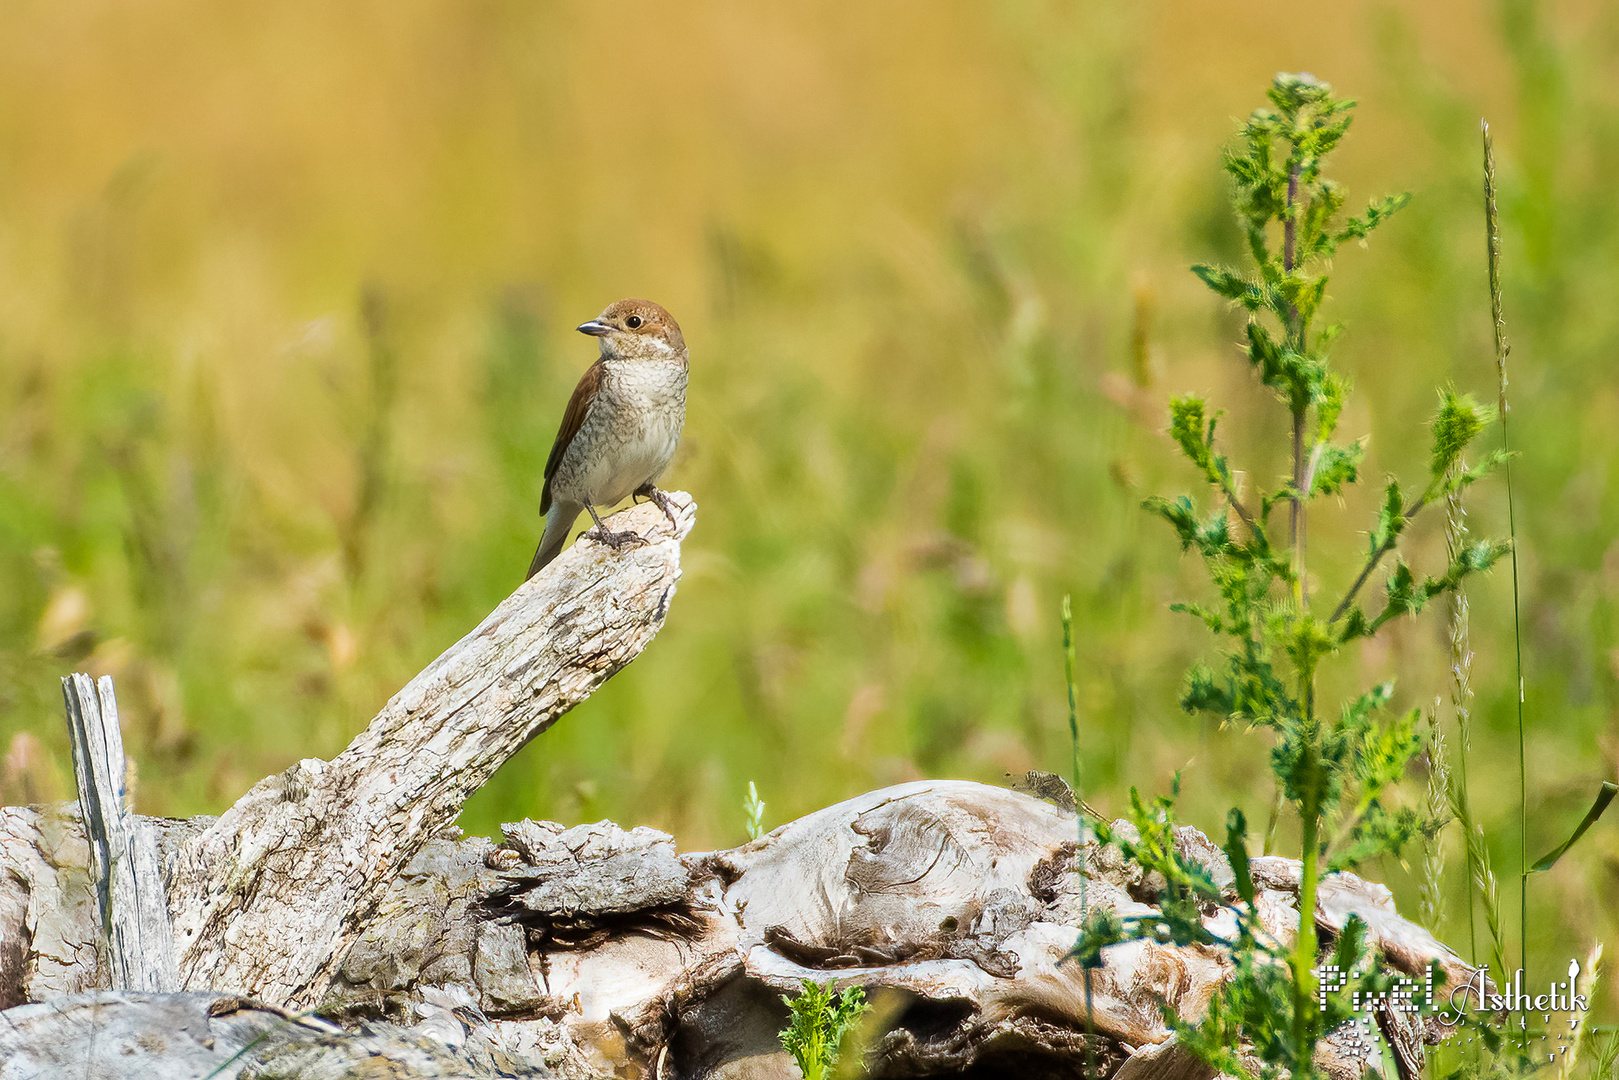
[584,527,649,553]
[639,486,681,529]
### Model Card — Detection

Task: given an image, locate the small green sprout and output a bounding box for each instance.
[744,780,766,841]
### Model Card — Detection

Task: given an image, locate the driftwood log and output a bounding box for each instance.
[0,491,1480,1079]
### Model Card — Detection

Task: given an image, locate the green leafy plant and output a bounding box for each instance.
[1075,72,1509,1079]
[779,980,870,1080]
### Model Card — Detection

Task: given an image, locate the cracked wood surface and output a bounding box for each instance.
[4,776,1480,1078]
[0,992,564,1079]
[0,803,104,1005]
[433,779,1470,1079]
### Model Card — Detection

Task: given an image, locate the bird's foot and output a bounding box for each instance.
[636,485,681,529]
[583,526,650,553]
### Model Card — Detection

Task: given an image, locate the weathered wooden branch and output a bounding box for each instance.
[0,494,691,1017]
[162,493,695,1005]
[61,673,178,993]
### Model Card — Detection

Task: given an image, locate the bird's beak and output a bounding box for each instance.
[576,320,613,337]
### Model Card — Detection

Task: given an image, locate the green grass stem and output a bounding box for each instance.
[1062,594,1098,1079]
[1482,119,1528,990]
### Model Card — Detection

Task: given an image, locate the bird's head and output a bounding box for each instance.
[577,299,686,363]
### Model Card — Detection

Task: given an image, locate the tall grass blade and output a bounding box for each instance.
[1482,118,1528,988]
[1061,594,1098,1079]
[1063,595,1082,811]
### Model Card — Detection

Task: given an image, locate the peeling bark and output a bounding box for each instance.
[1,780,1481,1079]
[336,779,1481,1079]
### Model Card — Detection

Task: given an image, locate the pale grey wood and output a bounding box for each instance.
[4,496,692,1012]
[2,496,696,1015]
[1,777,1480,1079]
[496,780,1475,1079]
[494,819,692,918]
[61,673,179,993]
[0,992,564,1079]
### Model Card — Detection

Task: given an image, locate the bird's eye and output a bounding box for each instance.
[625,315,643,329]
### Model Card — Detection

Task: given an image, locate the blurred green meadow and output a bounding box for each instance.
[2,0,1617,998]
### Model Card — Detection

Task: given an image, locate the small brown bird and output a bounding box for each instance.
[526,299,688,579]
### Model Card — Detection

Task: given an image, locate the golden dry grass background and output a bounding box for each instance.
[2,0,1617,992]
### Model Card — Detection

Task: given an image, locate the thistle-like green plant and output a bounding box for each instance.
[1076,73,1508,1079]
[779,981,870,1080]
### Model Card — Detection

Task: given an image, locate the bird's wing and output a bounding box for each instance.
[540,359,605,514]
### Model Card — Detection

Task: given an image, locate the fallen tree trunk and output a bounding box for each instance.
[0,490,1481,1078]
[1,779,1473,1079]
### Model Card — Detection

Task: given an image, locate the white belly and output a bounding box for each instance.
[578,409,683,505]
[559,361,687,507]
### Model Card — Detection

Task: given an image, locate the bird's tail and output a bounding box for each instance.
[527,500,584,580]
